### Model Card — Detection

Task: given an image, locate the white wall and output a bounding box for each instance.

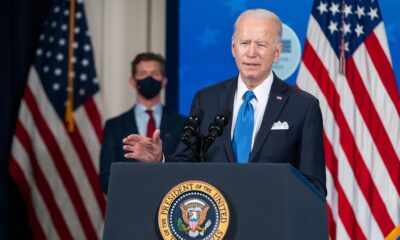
[84,0,166,120]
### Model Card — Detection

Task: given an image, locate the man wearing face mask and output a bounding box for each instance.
[99,52,187,194]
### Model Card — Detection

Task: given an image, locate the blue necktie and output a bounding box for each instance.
[232,91,255,163]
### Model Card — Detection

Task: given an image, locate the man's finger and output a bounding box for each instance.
[122,138,134,145]
[125,134,146,142]
[123,144,135,152]
[124,152,140,159]
[132,134,148,142]
[152,129,161,143]
[122,135,136,144]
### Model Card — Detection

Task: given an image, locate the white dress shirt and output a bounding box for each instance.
[134,102,163,136]
[231,72,274,149]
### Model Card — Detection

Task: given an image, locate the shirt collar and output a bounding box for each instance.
[237,72,274,101]
[135,102,162,114]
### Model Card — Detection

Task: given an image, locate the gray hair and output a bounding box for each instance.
[233,9,282,44]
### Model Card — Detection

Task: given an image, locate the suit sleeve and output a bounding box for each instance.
[166,92,201,162]
[99,121,116,194]
[297,98,327,197]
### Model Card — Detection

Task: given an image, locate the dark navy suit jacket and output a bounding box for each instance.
[100,106,186,193]
[170,75,327,196]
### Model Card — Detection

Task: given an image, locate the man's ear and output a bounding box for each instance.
[231,37,236,59]
[273,42,283,63]
[162,77,168,88]
[129,77,137,88]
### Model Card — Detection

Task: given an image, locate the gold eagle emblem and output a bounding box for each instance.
[179,199,211,238]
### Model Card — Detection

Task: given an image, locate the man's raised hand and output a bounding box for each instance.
[122,129,163,162]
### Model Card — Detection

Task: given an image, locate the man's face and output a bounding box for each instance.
[130,60,166,88]
[134,60,164,81]
[232,16,282,84]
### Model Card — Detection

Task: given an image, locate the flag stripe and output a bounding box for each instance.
[8,158,47,240]
[10,142,61,240]
[325,164,338,240]
[323,134,339,239]
[304,60,368,239]
[324,133,367,240]
[337,183,367,240]
[24,87,98,240]
[327,204,336,239]
[305,17,399,225]
[8,1,105,237]
[67,119,106,216]
[14,120,72,239]
[302,39,395,234]
[299,61,384,239]
[16,100,87,239]
[297,64,383,239]
[326,192,337,239]
[335,215,351,240]
[28,68,103,238]
[364,32,400,114]
[352,41,400,160]
[298,2,400,239]
[74,106,101,172]
[323,135,338,239]
[373,23,393,65]
[346,57,400,193]
[84,97,103,142]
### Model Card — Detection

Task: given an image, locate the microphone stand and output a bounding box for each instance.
[182,112,229,162]
[182,132,203,161]
[183,131,209,162]
[184,134,207,162]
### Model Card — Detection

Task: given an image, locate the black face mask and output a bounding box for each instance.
[136,76,162,99]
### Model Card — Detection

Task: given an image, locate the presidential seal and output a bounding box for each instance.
[158,180,230,240]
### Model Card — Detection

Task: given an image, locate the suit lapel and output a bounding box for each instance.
[159,107,170,140]
[123,106,138,134]
[220,78,237,163]
[249,75,289,162]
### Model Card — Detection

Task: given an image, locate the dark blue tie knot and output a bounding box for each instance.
[243,91,255,103]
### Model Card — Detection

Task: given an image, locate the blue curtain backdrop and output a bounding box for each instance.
[177,0,400,115]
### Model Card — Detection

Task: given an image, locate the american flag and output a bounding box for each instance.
[297,0,400,239]
[8,0,105,239]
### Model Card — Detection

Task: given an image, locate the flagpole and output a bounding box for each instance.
[339,0,346,75]
[66,0,76,132]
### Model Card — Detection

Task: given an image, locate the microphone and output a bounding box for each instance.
[204,110,230,151]
[181,109,203,144]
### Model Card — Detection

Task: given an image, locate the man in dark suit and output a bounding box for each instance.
[100,52,186,193]
[122,9,326,196]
